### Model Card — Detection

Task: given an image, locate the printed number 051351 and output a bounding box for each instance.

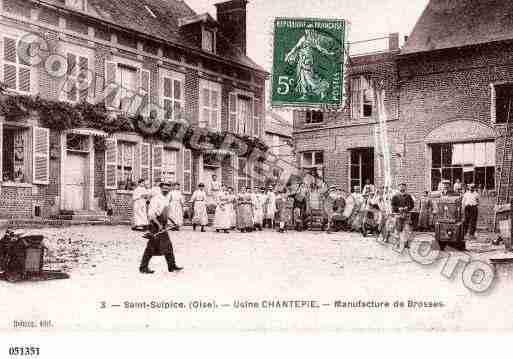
[9,347,40,356]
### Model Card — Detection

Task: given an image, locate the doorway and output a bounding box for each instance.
[63,152,87,211]
[61,133,93,212]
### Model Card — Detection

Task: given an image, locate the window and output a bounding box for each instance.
[202,29,215,53]
[118,65,138,114]
[117,141,136,190]
[350,148,374,191]
[65,0,86,11]
[200,80,221,130]
[301,151,324,179]
[162,74,184,121]
[2,126,29,182]
[305,110,324,124]
[494,84,513,124]
[104,62,148,114]
[2,36,32,93]
[162,148,178,183]
[431,142,495,191]
[350,76,373,120]
[229,94,253,135]
[236,157,251,192]
[66,133,89,152]
[63,53,89,102]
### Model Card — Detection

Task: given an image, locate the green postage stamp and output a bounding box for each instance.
[271,18,346,109]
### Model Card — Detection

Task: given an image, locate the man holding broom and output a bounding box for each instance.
[139,182,183,274]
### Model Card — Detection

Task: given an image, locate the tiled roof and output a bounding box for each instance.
[265,112,292,138]
[38,0,265,73]
[402,0,513,55]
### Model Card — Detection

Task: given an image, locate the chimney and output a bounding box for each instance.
[388,32,399,51]
[215,0,248,55]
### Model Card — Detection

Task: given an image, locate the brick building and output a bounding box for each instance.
[264,111,294,184]
[293,33,401,192]
[0,0,267,221]
[293,0,513,227]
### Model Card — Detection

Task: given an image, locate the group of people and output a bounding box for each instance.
[131,175,291,235]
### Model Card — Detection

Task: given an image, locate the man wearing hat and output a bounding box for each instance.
[139,182,183,274]
[462,183,479,239]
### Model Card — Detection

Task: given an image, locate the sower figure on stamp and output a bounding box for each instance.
[139,182,183,274]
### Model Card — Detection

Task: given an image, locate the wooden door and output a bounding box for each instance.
[63,152,87,211]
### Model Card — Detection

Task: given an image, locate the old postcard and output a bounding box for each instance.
[0,0,512,339]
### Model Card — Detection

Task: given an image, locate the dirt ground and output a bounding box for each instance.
[1,225,512,332]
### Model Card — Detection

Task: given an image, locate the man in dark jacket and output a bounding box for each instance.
[391,183,415,214]
[139,182,183,274]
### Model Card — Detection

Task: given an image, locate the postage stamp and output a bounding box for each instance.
[271,18,346,109]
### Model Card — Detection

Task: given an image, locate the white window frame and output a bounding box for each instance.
[62,51,90,103]
[161,69,185,121]
[229,90,254,136]
[200,79,222,131]
[301,150,324,177]
[235,156,251,193]
[162,147,178,184]
[183,149,192,194]
[351,75,374,120]
[0,123,34,184]
[116,140,136,190]
[107,56,146,114]
[202,27,216,54]
[490,81,513,124]
[305,110,324,124]
[1,35,32,94]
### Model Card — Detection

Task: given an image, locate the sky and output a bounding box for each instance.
[184,0,430,120]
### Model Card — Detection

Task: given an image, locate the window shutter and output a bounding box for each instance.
[173,79,183,119]
[491,84,496,124]
[152,144,163,186]
[140,69,150,116]
[140,142,150,183]
[65,53,78,101]
[201,87,210,128]
[104,137,117,189]
[18,67,30,93]
[3,37,17,90]
[228,93,237,132]
[183,149,192,193]
[211,89,219,129]
[104,61,119,108]
[78,56,89,101]
[32,127,50,184]
[253,98,260,137]
[0,124,3,183]
[3,37,16,62]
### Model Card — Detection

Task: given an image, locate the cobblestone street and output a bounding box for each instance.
[2,225,513,332]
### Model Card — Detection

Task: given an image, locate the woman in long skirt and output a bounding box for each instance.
[168,182,184,229]
[226,187,237,229]
[264,186,277,229]
[132,179,150,231]
[214,185,232,233]
[274,188,288,232]
[237,186,254,232]
[252,186,265,231]
[190,183,208,232]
